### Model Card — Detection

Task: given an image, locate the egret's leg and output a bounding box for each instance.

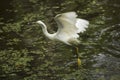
[76,47,79,57]
[76,47,81,66]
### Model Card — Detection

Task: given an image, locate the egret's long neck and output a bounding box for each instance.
[37,21,55,40]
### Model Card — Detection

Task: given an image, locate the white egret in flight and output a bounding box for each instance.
[37,12,89,66]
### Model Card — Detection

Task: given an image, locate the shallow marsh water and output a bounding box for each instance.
[0,0,120,80]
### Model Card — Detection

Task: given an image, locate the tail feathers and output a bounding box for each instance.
[68,38,80,46]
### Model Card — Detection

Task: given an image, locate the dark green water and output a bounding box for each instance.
[0,0,120,80]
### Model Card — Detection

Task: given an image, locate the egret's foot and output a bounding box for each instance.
[77,58,81,66]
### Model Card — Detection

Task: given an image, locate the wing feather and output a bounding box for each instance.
[76,18,89,33]
[54,12,89,44]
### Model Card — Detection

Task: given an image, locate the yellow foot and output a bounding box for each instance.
[77,58,81,66]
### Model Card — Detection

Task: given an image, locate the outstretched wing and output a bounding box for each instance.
[76,18,89,33]
[54,12,89,42]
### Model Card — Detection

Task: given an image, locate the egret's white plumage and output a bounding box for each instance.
[37,12,89,45]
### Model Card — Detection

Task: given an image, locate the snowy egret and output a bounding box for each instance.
[37,12,89,66]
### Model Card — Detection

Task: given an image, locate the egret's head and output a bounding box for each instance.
[36,20,44,25]
[36,20,46,28]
